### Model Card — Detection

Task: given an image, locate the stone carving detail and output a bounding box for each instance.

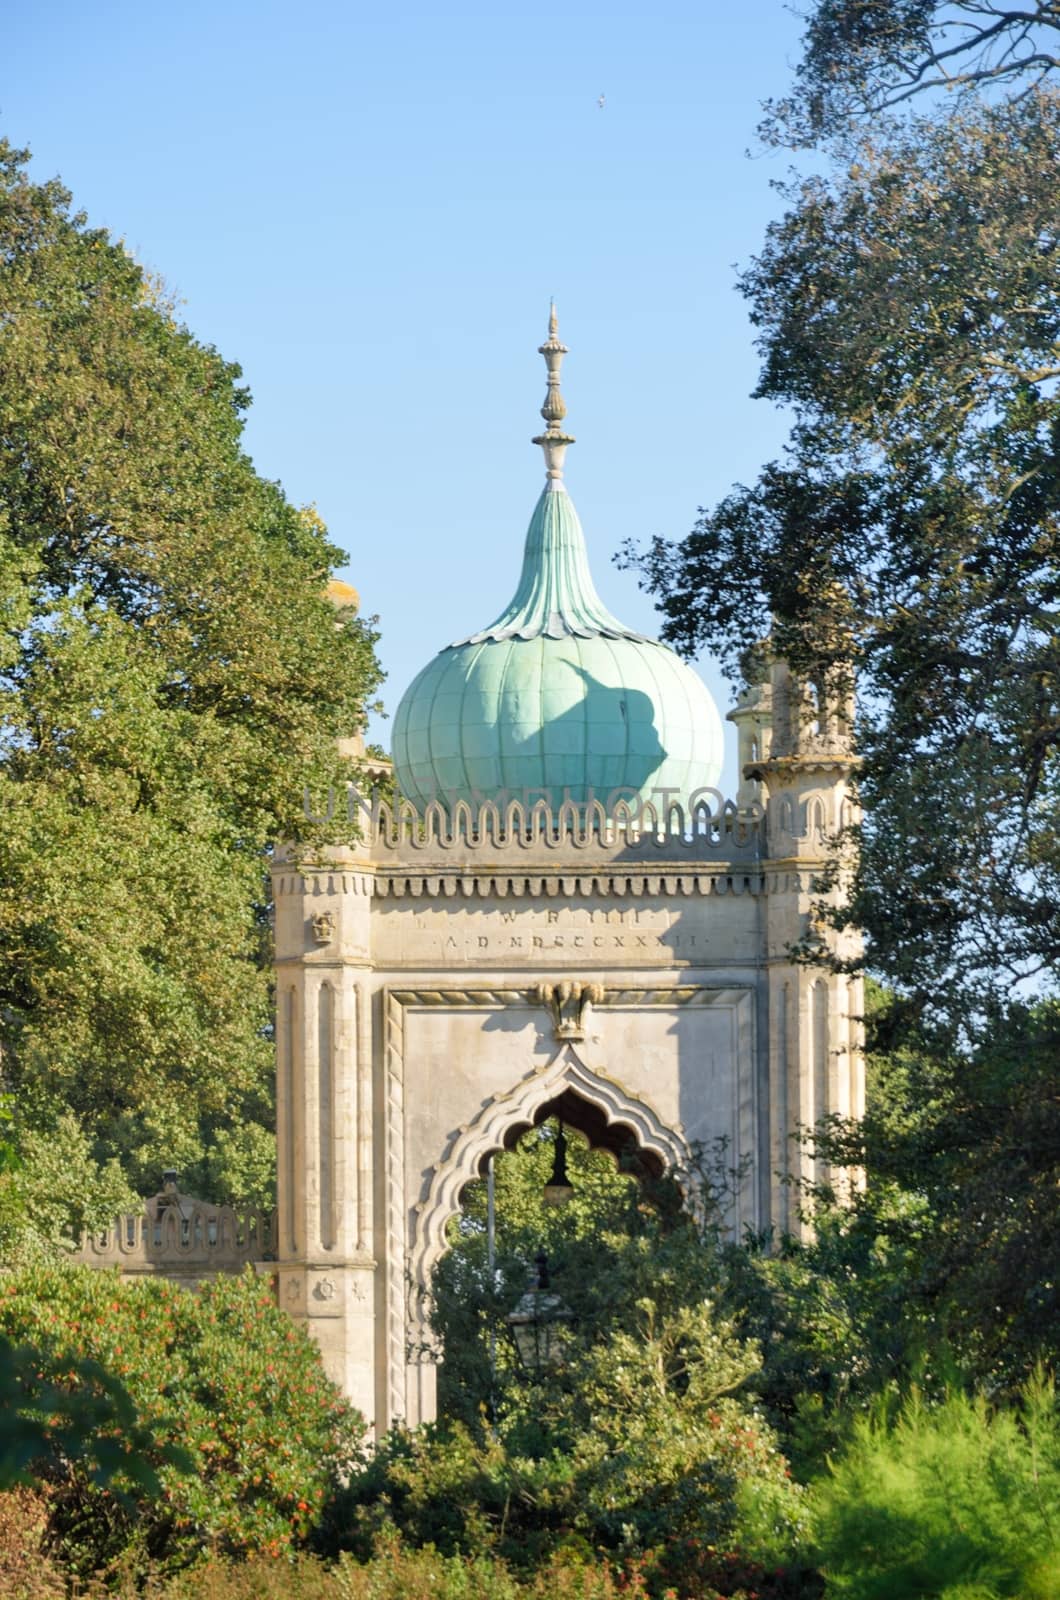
[311,910,335,944]
[535,980,605,1041]
[312,1275,336,1302]
[384,988,409,1428]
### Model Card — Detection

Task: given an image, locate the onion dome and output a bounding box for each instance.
[391,307,723,810]
[325,579,360,612]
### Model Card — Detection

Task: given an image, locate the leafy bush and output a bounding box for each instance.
[162,1542,648,1599]
[0,1265,365,1577]
[547,1299,807,1563]
[811,1374,1060,1599]
[332,1298,806,1590]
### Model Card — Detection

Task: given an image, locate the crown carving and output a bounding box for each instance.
[535,980,605,1042]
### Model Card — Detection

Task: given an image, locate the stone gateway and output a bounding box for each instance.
[272,310,864,1435]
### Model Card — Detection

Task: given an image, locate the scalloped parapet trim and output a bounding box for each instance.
[371,869,763,899]
[317,792,764,859]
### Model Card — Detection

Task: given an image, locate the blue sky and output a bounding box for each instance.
[6,2,809,794]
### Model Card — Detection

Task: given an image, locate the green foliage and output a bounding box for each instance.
[0,1111,138,1265]
[411,1126,807,1586]
[0,1265,365,1578]
[704,985,1059,1475]
[627,84,1060,1406]
[631,93,1060,1027]
[821,992,1060,1393]
[760,1,1060,146]
[538,1298,807,1563]
[0,1334,163,1498]
[429,1123,650,1425]
[337,1132,806,1585]
[0,139,382,1204]
[811,1375,1060,1599]
[9,1540,657,1599]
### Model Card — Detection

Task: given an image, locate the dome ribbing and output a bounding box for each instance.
[456,481,644,644]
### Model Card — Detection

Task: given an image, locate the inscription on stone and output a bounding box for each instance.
[372,898,753,966]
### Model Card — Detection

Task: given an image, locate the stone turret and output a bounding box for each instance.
[745,652,864,1235]
[726,652,772,813]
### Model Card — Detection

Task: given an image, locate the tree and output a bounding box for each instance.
[0,141,382,1204]
[629,92,1060,1026]
[343,1129,809,1590]
[626,77,1060,1400]
[763,0,1060,146]
[810,1376,1060,1599]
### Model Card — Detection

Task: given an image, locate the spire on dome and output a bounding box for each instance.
[451,309,649,646]
[532,301,575,483]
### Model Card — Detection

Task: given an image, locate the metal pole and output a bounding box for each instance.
[487,1154,497,1418]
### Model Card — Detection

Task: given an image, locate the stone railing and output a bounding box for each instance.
[73,1179,277,1284]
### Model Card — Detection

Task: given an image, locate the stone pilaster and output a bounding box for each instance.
[272,843,377,1426]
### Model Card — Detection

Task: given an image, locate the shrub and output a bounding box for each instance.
[330,1299,807,1590]
[158,1542,650,1598]
[0,1265,365,1577]
[811,1373,1060,1599]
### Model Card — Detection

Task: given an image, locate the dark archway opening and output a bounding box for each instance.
[480,1089,666,1184]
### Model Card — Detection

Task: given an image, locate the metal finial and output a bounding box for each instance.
[532,303,575,482]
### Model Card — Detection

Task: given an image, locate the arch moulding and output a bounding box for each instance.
[407,1044,692,1324]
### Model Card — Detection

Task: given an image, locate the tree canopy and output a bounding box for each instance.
[0,140,382,1203]
[763,0,1060,145]
[629,91,1060,1024]
[623,22,1060,1444]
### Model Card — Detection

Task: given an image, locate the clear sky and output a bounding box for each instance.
[5,1,809,795]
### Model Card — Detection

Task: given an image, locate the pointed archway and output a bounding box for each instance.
[400,1046,691,1424]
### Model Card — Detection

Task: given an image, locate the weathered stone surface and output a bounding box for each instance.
[275,709,864,1436]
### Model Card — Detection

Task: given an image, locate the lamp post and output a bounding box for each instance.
[541,1123,575,1208]
[506,1250,572,1374]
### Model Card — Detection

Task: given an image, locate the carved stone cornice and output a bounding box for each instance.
[373,870,762,900]
[745,753,859,783]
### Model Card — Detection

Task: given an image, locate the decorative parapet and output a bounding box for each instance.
[73,1178,277,1281]
[302,789,764,862]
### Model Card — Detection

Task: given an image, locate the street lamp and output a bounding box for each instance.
[506,1251,572,1373]
[541,1123,575,1208]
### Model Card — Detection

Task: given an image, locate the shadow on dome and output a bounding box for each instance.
[501,660,670,807]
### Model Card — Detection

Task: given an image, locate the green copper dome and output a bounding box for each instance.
[391,311,724,811]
